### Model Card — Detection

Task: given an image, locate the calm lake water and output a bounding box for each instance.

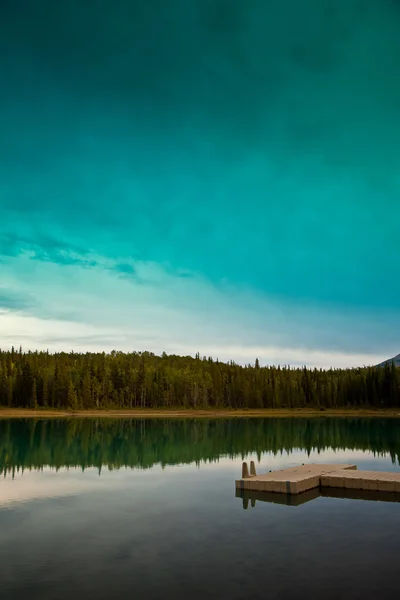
[1,417,400,599]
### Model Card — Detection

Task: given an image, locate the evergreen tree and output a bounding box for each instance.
[0,348,398,411]
[32,378,37,410]
[67,380,78,410]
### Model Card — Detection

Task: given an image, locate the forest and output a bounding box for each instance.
[0,347,398,410]
[1,417,399,476]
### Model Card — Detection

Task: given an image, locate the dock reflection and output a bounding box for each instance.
[236,486,400,508]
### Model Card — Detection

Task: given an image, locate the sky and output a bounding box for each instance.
[1,0,399,368]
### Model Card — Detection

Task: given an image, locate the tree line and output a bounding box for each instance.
[0,347,398,410]
[1,417,399,477]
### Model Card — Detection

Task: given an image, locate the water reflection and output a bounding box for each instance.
[1,418,400,600]
[1,417,400,476]
[236,487,400,508]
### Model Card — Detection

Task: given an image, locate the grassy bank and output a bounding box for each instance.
[1,407,400,419]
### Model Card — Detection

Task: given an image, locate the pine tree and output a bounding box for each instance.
[42,374,48,408]
[81,371,91,409]
[32,378,37,410]
[67,380,78,410]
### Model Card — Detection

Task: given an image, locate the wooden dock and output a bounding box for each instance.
[236,462,400,495]
[321,469,400,492]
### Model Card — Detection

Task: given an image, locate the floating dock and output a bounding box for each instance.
[235,462,400,495]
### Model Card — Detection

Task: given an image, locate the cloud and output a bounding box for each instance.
[0,289,37,312]
[112,263,137,278]
[0,308,388,368]
[0,231,98,267]
[0,249,396,367]
[0,1,399,363]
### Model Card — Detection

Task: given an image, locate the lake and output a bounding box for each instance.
[1,417,400,599]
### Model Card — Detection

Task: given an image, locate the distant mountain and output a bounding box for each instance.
[376,354,400,367]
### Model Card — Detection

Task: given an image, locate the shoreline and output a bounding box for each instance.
[1,408,400,419]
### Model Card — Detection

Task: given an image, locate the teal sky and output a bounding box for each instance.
[1,0,399,368]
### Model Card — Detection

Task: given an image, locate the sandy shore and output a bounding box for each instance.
[0,408,399,419]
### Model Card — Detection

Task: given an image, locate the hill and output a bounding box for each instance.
[376,354,400,367]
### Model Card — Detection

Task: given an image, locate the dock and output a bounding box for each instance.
[235,461,400,495]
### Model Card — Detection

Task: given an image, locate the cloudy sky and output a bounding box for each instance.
[1,0,399,368]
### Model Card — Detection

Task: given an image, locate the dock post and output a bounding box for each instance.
[242,462,250,479]
[250,461,256,477]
